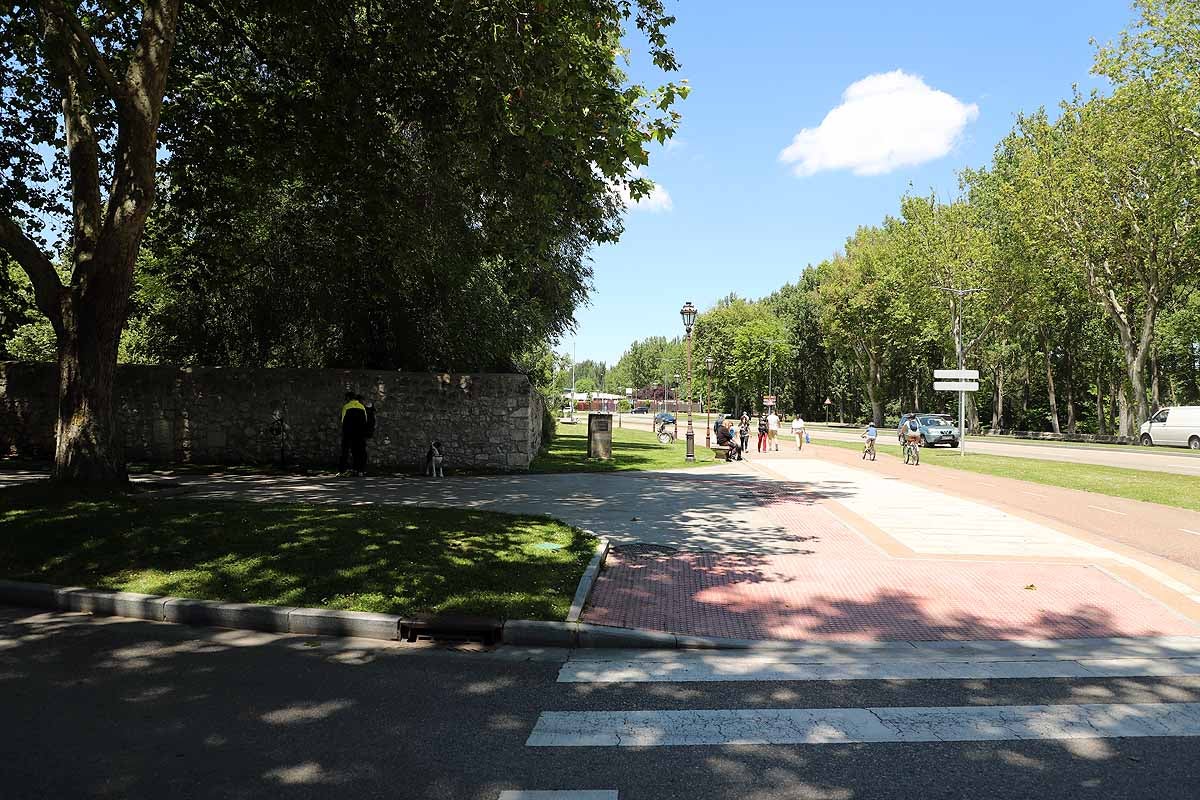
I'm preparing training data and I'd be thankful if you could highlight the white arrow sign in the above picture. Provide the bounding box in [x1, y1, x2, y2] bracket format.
[934, 369, 979, 380]
[934, 381, 979, 392]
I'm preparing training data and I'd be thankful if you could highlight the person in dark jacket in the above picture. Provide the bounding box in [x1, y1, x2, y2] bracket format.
[715, 419, 741, 461]
[339, 392, 368, 476]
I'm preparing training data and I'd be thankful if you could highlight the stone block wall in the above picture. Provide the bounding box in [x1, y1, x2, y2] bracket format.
[0, 363, 547, 471]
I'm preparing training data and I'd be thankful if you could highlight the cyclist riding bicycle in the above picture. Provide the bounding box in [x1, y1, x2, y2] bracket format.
[902, 413, 922, 446]
[861, 421, 878, 459]
[862, 422, 878, 445]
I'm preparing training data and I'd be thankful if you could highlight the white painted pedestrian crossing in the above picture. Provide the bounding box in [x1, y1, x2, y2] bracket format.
[498, 792, 617, 799]
[558, 655, 1200, 683]
[558, 636, 1200, 683]
[526, 702, 1200, 747]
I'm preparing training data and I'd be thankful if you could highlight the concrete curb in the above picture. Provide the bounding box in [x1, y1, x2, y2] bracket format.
[0, 580, 401, 641]
[2, 578, 837, 650]
[565, 536, 609, 623]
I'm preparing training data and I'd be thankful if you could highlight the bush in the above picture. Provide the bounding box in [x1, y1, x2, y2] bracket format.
[539, 392, 557, 453]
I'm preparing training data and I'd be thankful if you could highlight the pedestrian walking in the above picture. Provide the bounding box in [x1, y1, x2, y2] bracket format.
[757, 412, 769, 452]
[767, 408, 781, 451]
[339, 391, 369, 476]
[739, 412, 751, 455]
[791, 414, 806, 451]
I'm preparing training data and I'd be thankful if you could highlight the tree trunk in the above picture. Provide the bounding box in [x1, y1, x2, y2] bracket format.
[1095, 365, 1107, 436]
[993, 363, 1005, 432]
[1041, 330, 1061, 434]
[1118, 384, 1132, 439]
[1019, 368, 1029, 430]
[967, 392, 979, 434]
[1064, 348, 1077, 434]
[864, 350, 884, 427]
[1150, 341, 1162, 412]
[54, 298, 126, 483]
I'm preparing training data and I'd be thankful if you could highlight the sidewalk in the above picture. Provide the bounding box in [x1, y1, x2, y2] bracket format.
[582, 451, 1200, 642]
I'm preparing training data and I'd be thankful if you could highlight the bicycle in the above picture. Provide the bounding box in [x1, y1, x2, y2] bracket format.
[656, 421, 676, 444]
[902, 437, 921, 466]
[861, 437, 876, 461]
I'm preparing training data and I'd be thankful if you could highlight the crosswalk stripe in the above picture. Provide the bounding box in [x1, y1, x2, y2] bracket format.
[526, 703, 1200, 747]
[558, 656, 1200, 683]
[498, 793, 617, 799]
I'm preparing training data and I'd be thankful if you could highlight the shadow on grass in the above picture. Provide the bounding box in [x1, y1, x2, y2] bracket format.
[0, 483, 594, 620]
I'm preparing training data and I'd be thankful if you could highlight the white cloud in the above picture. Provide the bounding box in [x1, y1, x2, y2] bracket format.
[779, 70, 978, 177]
[616, 169, 673, 213]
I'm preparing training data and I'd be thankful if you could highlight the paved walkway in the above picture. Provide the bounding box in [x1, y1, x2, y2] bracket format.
[7, 453, 1200, 644]
[116, 466, 836, 555]
[583, 466, 1200, 641]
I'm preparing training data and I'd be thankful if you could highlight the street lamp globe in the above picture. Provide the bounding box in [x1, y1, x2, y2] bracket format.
[680, 301, 697, 334]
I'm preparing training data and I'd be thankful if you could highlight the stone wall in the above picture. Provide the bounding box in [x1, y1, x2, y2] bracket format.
[0, 363, 547, 471]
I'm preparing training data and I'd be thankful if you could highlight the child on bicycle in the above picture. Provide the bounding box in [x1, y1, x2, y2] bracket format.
[861, 421, 878, 457]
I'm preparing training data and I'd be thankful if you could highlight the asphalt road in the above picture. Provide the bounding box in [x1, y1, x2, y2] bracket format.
[804, 424, 1200, 476]
[586, 412, 1200, 475]
[4, 608, 1199, 800]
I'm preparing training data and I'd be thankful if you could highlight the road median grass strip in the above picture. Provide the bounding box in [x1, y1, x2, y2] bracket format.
[531, 424, 715, 473]
[0, 484, 595, 620]
[811, 436, 1200, 513]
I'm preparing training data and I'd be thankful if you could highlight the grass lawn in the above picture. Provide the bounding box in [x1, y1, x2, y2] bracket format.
[811, 436, 1200, 512]
[0, 483, 595, 620]
[531, 423, 717, 473]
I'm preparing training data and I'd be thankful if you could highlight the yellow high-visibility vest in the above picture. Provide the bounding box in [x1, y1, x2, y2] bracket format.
[340, 400, 365, 422]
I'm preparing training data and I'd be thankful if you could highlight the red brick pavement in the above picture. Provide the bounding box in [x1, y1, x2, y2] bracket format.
[583, 491, 1200, 642]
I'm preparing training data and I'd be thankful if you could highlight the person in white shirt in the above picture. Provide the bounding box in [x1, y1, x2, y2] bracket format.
[791, 415, 806, 451]
[767, 410, 781, 451]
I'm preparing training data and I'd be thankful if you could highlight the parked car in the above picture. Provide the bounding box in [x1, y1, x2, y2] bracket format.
[1140, 406, 1200, 449]
[631, 406, 651, 414]
[654, 411, 677, 426]
[897, 414, 959, 447]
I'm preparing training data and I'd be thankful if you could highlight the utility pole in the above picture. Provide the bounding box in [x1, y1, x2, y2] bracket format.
[936, 287, 983, 457]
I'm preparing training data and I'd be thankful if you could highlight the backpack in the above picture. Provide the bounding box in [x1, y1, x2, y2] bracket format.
[906, 418, 920, 432]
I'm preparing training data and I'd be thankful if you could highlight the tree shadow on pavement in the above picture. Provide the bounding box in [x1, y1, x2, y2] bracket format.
[2, 608, 1199, 800]
[134, 469, 855, 555]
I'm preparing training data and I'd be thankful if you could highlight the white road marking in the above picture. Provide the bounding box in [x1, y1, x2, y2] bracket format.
[526, 703, 1200, 747]
[1181, 529, 1200, 537]
[558, 656, 1200, 684]
[1087, 505, 1128, 516]
[1021, 491, 1049, 499]
[499, 793, 617, 799]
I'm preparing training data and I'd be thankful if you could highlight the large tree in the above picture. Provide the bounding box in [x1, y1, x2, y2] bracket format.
[1, 1, 686, 483]
[1, 1, 182, 483]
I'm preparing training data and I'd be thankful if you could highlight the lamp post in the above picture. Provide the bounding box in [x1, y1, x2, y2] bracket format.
[704, 355, 714, 447]
[823, 396, 832, 425]
[680, 301, 698, 461]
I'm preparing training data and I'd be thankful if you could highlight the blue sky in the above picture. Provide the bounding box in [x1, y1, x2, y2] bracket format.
[572, 0, 1134, 365]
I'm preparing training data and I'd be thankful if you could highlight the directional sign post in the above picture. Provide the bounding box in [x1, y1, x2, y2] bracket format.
[934, 369, 980, 457]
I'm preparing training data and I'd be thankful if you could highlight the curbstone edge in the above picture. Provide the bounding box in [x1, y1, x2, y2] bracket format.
[55, 588, 168, 621]
[287, 607, 400, 640]
[566, 536, 610, 624]
[164, 599, 295, 633]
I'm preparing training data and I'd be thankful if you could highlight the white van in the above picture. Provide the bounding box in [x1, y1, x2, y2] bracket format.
[1140, 406, 1200, 449]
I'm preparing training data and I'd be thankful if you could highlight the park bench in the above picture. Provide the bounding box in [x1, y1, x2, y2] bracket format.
[709, 444, 732, 461]
[400, 613, 503, 646]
